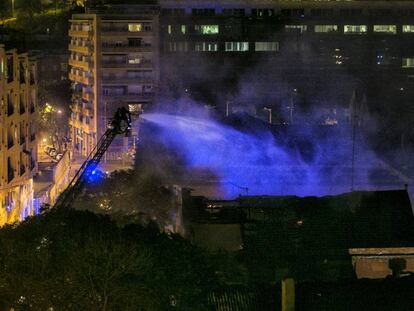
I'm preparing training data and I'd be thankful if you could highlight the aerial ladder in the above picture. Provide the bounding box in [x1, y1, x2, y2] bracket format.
[49, 107, 133, 210]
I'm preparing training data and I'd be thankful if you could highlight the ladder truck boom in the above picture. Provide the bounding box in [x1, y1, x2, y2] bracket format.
[52, 107, 132, 210]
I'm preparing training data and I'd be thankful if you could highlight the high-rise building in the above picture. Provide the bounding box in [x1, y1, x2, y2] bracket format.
[0, 45, 38, 226]
[157, 0, 414, 119]
[68, 4, 160, 157]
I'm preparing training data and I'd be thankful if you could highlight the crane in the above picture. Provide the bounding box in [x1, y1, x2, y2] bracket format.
[47, 107, 132, 210]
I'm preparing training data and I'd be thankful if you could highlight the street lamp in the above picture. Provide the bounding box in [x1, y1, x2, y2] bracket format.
[289, 88, 297, 124]
[11, 0, 14, 17]
[226, 101, 231, 117]
[264, 107, 272, 124]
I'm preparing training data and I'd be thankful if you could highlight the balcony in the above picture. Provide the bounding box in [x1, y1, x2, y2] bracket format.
[70, 102, 82, 113]
[101, 44, 152, 53]
[82, 92, 94, 101]
[101, 61, 153, 69]
[69, 43, 92, 54]
[69, 58, 92, 70]
[101, 77, 153, 85]
[69, 72, 93, 85]
[83, 104, 93, 117]
[101, 28, 153, 36]
[102, 92, 154, 101]
[69, 29, 92, 38]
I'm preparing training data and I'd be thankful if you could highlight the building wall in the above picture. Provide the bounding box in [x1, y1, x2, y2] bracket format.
[157, 0, 414, 116]
[68, 5, 160, 157]
[0, 45, 38, 226]
[350, 248, 414, 279]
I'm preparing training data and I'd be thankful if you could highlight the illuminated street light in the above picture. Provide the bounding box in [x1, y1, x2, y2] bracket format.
[264, 107, 272, 124]
[57, 110, 62, 114]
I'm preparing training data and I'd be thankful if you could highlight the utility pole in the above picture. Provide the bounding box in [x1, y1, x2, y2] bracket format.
[11, 0, 14, 17]
[226, 101, 230, 117]
[290, 88, 297, 124]
[264, 107, 272, 124]
[350, 90, 358, 192]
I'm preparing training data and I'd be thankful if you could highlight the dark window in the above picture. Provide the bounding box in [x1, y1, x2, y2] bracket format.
[192, 8, 215, 16]
[252, 9, 274, 18]
[7, 57, 13, 83]
[19, 94, 25, 115]
[222, 9, 245, 16]
[7, 130, 14, 149]
[128, 38, 142, 47]
[19, 62, 25, 84]
[7, 157, 14, 182]
[7, 93, 14, 116]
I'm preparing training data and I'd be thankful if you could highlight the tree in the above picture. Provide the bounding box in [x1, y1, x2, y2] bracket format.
[0, 208, 217, 310]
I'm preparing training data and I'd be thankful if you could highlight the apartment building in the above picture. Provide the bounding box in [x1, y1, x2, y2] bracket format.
[68, 4, 160, 157]
[158, 0, 414, 117]
[0, 45, 38, 226]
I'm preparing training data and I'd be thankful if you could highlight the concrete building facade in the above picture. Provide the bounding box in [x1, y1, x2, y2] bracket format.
[0, 45, 38, 226]
[68, 5, 160, 157]
[157, 0, 414, 119]
[68, 0, 414, 153]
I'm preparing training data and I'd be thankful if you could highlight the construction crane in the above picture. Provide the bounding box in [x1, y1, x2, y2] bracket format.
[48, 107, 132, 210]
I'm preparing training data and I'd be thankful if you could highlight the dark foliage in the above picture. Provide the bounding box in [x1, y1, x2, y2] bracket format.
[0, 208, 217, 310]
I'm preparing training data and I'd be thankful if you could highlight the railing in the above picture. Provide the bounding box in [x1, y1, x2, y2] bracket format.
[101, 27, 152, 33]
[101, 43, 152, 51]
[101, 61, 152, 68]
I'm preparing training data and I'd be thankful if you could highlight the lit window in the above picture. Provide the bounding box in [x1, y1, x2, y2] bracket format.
[167, 25, 172, 34]
[402, 58, 414, 68]
[128, 24, 142, 32]
[403, 25, 414, 33]
[181, 25, 187, 34]
[225, 42, 249, 52]
[255, 42, 279, 51]
[195, 42, 218, 52]
[373, 25, 397, 34]
[285, 25, 307, 33]
[344, 25, 367, 34]
[195, 25, 219, 34]
[314, 25, 338, 33]
[128, 58, 141, 64]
